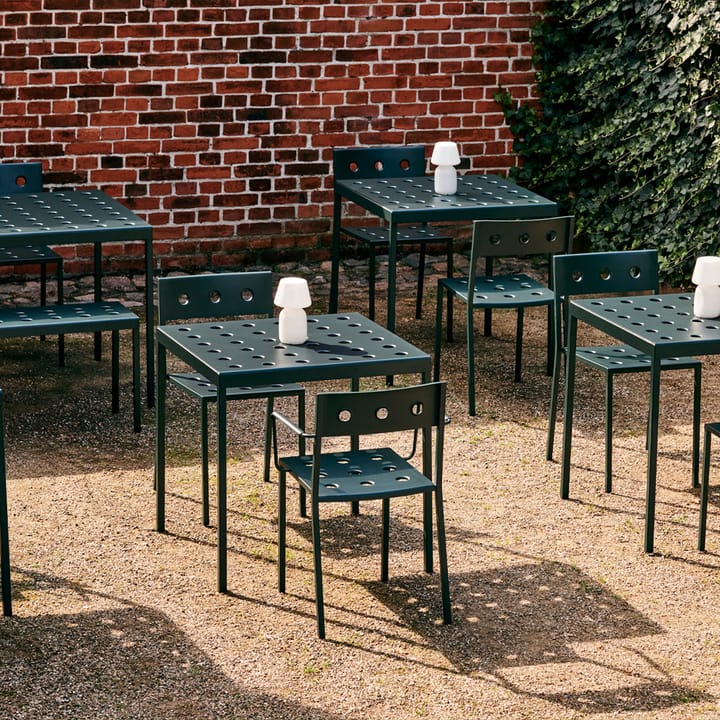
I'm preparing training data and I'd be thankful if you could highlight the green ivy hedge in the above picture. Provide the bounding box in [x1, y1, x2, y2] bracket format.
[496, 0, 720, 287]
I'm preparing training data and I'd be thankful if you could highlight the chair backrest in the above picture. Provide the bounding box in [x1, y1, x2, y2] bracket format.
[553, 249, 659, 299]
[552, 249, 660, 349]
[468, 216, 575, 284]
[313, 381, 446, 481]
[157, 271, 275, 324]
[0, 162, 43, 195]
[333, 145, 427, 181]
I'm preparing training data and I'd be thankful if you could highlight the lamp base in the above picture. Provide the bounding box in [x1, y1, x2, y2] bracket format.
[433, 166, 457, 195]
[278, 307, 308, 344]
[693, 285, 720, 319]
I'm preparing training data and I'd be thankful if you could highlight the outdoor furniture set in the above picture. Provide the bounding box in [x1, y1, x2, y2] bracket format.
[1, 149, 717, 636]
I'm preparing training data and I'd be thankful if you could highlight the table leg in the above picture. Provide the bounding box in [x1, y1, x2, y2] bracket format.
[329, 194, 342, 313]
[217, 388, 228, 593]
[560, 314, 578, 499]
[644, 359, 662, 553]
[155, 344, 167, 532]
[145, 236, 155, 407]
[0, 395, 12, 616]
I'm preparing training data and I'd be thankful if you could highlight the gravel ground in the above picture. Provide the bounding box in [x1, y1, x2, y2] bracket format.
[1, 255, 719, 720]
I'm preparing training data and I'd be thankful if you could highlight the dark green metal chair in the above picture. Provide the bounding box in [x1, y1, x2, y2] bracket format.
[698, 422, 720, 551]
[273, 381, 451, 639]
[434, 216, 574, 414]
[157, 272, 305, 527]
[0, 389, 12, 616]
[546, 249, 702, 492]
[333, 146, 453, 320]
[0, 162, 65, 362]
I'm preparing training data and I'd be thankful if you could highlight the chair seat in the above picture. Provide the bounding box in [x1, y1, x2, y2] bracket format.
[0, 245, 62, 264]
[343, 224, 452, 246]
[441, 274, 554, 308]
[280, 447, 435, 503]
[576, 345, 702, 373]
[168, 373, 303, 401]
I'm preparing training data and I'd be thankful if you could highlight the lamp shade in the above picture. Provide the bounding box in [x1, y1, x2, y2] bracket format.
[274, 277, 311, 308]
[430, 141, 460, 166]
[692, 256, 720, 285]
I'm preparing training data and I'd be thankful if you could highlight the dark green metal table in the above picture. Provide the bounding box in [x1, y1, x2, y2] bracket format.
[330, 174, 559, 331]
[0, 190, 155, 405]
[561, 293, 710, 553]
[155, 312, 432, 592]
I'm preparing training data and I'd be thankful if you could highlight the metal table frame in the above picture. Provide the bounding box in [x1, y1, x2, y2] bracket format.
[0, 190, 155, 405]
[561, 293, 709, 553]
[155, 312, 432, 592]
[330, 174, 558, 331]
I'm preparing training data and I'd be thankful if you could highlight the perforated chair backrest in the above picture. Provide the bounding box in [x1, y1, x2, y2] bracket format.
[553, 249, 660, 299]
[468, 216, 574, 284]
[333, 145, 427, 181]
[0, 162, 43, 195]
[314, 382, 446, 438]
[157, 271, 275, 324]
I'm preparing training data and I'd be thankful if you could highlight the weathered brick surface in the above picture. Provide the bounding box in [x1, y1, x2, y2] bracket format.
[0, 0, 545, 275]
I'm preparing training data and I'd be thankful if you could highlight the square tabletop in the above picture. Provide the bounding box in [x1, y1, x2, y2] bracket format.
[0, 189, 152, 245]
[157, 312, 432, 387]
[570, 292, 720, 357]
[334, 173, 559, 224]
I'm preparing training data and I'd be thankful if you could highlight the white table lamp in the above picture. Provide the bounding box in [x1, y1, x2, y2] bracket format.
[430, 141, 461, 195]
[274, 277, 312, 344]
[692, 256, 720, 318]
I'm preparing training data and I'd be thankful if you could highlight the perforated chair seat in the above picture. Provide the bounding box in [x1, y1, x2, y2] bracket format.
[169, 373, 303, 402]
[343, 224, 450, 246]
[576, 345, 701, 372]
[279, 447, 435, 503]
[0, 245, 63, 266]
[441, 274, 555, 309]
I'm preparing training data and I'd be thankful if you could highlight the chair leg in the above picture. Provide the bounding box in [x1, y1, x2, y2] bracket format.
[699, 424, 713, 551]
[605, 374, 614, 493]
[278, 468, 287, 592]
[415, 245, 426, 319]
[0, 398, 11, 617]
[381, 498, 390, 582]
[111, 330, 120, 414]
[368, 246, 377, 321]
[546, 303, 553, 377]
[467, 305, 476, 416]
[445, 240, 453, 334]
[692, 365, 702, 488]
[297, 393, 307, 518]
[423, 492, 433, 573]
[39, 264, 47, 341]
[311, 500, 326, 639]
[546, 348, 563, 461]
[514, 307, 525, 383]
[434, 488, 452, 625]
[433, 282, 445, 383]
[201, 401, 210, 527]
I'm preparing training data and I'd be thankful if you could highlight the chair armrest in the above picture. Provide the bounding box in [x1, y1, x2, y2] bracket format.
[271, 410, 314, 470]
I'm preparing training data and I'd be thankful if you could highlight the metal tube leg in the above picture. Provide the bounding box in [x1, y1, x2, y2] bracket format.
[644, 361, 662, 553]
[560, 315, 578, 499]
[217, 389, 228, 592]
[699, 424, 713, 551]
[155, 345, 167, 531]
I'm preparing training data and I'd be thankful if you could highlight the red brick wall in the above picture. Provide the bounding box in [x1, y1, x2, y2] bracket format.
[0, 0, 545, 275]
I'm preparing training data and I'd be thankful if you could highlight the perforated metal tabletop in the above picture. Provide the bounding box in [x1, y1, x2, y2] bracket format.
[330, 174, 558, 330]
[0, 190, 155, 404]
[155, 312, 432, 592]
[562, 293, 717, 553]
